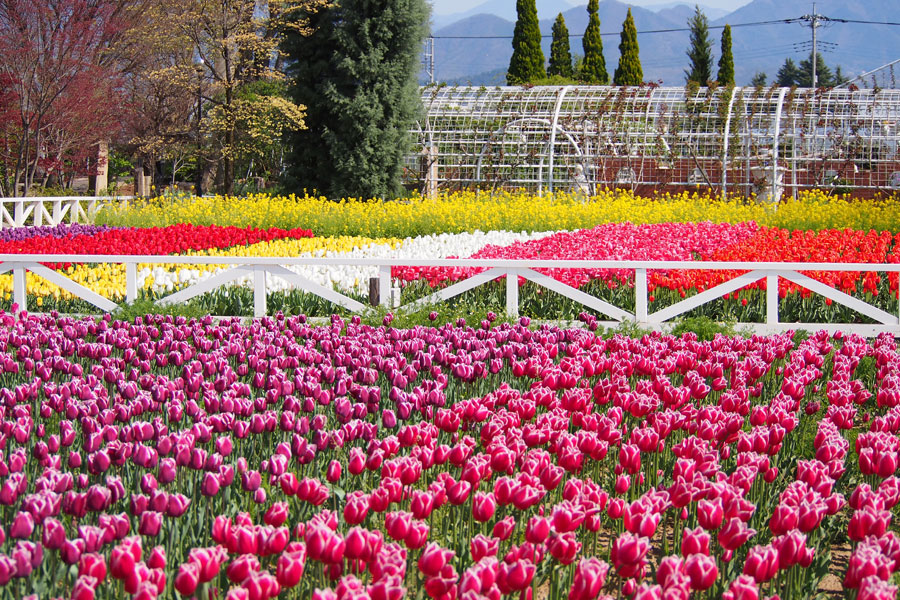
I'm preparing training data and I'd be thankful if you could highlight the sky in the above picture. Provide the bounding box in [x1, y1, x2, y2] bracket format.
[430, 0, 753, 17]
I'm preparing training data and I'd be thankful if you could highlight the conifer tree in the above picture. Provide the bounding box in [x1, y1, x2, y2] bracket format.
[684, 5, 713, 85]
[281, 0, 429, 199]
[776, 58, 800, 87]
[548, 12, 573, 78]
[798, 52, 834, 87]
[581, 0, 607, 84]
[507, 0, 546, 84]
[717, 24, 734, 86]
[613, 8, 642, 86]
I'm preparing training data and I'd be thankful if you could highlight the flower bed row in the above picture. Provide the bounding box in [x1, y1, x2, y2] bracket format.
[0, 310, 897, 600]
[395, 223, 900, 313]
[94, 190, 900, 237]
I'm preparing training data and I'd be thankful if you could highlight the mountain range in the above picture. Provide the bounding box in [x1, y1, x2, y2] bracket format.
[426, 0, 900, 86]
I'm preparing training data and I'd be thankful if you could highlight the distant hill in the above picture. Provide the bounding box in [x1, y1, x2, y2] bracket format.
[426, 0, 900, 86]
[432, 0, 575, 30]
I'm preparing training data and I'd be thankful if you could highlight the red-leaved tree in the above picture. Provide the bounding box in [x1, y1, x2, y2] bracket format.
[0, 0, 132, 196]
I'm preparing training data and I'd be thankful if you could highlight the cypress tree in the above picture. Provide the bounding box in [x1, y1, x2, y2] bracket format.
[548, 13, 573, 78]
[684, 5, 713, 85]
[613, 8, 642, 86]
[507, 0, 546, 84]
[581, 0, 607, 84]
[281, 0, 429, 199]
[717, 24, 734, 86]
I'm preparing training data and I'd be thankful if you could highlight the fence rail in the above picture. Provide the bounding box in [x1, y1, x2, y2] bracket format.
[1, 254, 899, 335]
[0, 196, 134, 228]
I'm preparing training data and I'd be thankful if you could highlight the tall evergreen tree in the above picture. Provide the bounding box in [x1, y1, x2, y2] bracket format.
[581, 0, 607, 84]
[776, 58, 800, 87]
[684, 5, 713, 85]
[798, 52, 834, 87]
[717, 24, 734, 86]
[281, 0, 429, 199]
[548, 13, 573, 78]
[613, 8, 642, 85]
[507, 0, 545, 84]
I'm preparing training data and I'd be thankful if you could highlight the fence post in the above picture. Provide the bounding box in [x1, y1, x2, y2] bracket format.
[378, 265, 391, 308]
[254, 267, 267, 317]
[506, 269, 519, 318]
[635, 268, 648, 323]
[12, 265, 26, 311]
[766, 273, 779, 329]
[126, 262, 138, 304]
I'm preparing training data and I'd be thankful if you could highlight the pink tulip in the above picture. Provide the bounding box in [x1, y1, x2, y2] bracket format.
[491, 516, 516, 541]
[685, 553, 718, 591]
[742, 544, 779, 583]
[418, 543, 454, 578]
[9, 511, 34, 539]
[472, 492, 496, 522]
[568, 557, 609, 600]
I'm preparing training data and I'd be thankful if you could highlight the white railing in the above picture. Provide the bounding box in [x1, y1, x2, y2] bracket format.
[1, 255, 899, 335]
[0, 196, 134, 228]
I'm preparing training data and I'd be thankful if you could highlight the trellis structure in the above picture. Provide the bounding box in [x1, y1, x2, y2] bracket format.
[407, 85, 900, 200]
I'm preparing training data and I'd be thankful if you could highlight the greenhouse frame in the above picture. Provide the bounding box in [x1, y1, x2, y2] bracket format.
[405, 85, 900, 201]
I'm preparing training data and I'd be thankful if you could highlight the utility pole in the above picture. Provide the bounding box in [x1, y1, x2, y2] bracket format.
[799, 3, 824, 87]
[423, 36, 435, 84]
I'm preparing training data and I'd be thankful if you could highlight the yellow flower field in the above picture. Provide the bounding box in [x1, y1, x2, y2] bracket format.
[0, 236, 401, 302]
[95, 189, 900, 237]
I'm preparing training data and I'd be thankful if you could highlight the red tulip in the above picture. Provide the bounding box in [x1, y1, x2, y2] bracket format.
[492, 516, 516, 541]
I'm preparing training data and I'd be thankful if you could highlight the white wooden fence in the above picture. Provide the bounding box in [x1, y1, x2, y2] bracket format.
[1, 254, 899, 335]
[0, 196, 134, 228]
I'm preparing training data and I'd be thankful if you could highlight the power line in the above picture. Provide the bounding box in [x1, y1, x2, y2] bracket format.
[823, 18, 900, 26]
[432, 17, 800, 39]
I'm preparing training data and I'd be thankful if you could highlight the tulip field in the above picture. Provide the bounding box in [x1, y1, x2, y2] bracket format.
[0, 189, 899, 600]
[0, 310, 899, 600]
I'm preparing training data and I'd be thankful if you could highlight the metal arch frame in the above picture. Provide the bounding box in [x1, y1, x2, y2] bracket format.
[720, 87, 742, 199]
[413, 86, 900, 195]
[472, 117, 587, 194]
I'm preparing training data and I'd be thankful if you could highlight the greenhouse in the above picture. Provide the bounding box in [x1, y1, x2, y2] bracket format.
[406, 85, 900, 201]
